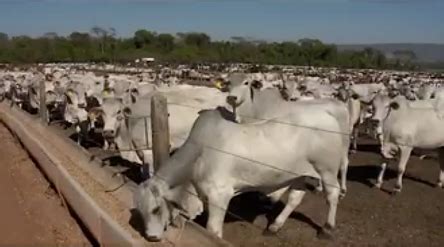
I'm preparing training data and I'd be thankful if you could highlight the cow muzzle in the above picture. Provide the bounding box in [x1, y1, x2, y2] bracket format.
[146, 236, 162, 242]
[226, 96, 238, 106]
[102, 129, 115, 138]
[369, 119, 380, 128]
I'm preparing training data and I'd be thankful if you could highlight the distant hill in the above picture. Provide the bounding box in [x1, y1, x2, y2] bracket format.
[337, 43, 444, 63]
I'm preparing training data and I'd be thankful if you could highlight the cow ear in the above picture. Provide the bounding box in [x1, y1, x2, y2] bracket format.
[89, 107, 104, 117]
[279, 87, 290, 101]
[131, 88, 139, 95]
[165, 199, 186, 213]
[130, 88, 139, 104]
[251, 80, 263, 89]
[390, 102, 400, 110]
[221, 81, 232, 92]
[351, 93, 359, 100]
[123, 107, 132, 117]
[64, 92, 73, 104]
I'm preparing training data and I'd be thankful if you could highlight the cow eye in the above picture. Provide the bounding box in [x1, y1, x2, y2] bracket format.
[152, 207, 161, 215]
[116, 111, 124, 121]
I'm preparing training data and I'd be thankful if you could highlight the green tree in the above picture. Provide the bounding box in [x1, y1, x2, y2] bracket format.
[183, 33, 211, 47]
[133, 29, 156, 49]
[156, 33, 175, 52]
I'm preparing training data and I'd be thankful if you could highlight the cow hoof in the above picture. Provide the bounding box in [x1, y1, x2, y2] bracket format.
[317, 228, 334, 240]
[436, 182, 443, 189]
[313, 183, 323, 193]
[349, 149, 357, 154]
[391, 187, 401, 195]
[266, 224, 281, 234]
[263, 228, 278, 236]
[373, 182, 383, 189]
[339, 191, 346, 200]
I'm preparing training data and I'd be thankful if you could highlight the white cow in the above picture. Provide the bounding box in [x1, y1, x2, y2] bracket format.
[226, 80, 350, 196]
[349, 83, 386, 104]
[64, 82, 90, 145]
[373, 96, 444, 192]
[135, 108, 343, 240]
[93, 87, 226, 173]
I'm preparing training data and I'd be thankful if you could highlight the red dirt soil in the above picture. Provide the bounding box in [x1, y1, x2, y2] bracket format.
[0, 124, 91, 246]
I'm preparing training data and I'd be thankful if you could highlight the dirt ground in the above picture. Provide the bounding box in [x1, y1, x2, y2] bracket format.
[0, 124, 92, 246]
[218, 139, 444, 247]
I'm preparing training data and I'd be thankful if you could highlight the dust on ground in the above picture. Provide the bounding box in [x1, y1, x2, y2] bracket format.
[0, 123, 92, 246]
[218, 139, 444, 247]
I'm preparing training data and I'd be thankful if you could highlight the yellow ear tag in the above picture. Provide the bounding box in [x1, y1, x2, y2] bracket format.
[214, 80, 223, 89]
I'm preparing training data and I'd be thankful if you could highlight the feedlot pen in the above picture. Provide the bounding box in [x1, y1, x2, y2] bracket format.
[1, 100, 443, 247]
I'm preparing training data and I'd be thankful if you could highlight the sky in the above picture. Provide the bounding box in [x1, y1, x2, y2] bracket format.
[0, 0, 443, 44]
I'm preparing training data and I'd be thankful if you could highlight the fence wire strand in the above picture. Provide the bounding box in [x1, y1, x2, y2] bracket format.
[5, 93, 439, 246]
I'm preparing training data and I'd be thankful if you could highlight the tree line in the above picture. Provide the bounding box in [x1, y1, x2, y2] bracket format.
[0, 27, 418, 70]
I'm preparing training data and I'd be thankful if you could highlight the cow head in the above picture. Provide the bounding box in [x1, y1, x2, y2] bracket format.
[87, 80, 105, 98]
[335, 87, 350, 102]
[66, 82, 88, 108]
[95, 97, 130, 139]
[370, 94, 393, 129]
[64, 88, 89, 125]
[134, 179, 184, 242]
[226, 79, 262, 108]
[124, 86, 140, 104]
[45, 90, 58, 105]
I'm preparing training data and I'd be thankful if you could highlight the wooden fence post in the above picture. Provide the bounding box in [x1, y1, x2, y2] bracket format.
[39, 79, 48, 123]
[151, 94, 170, 173]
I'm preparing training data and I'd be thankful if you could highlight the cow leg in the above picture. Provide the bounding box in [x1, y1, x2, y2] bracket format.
[267, 189, 306, 233]
[206, 187, 233, 238]
[376, 125, 384, 146]
[103, 140, 109, 150]
[339, 155, 349, 198]
[45, 109, 50, 124]
[318, 173, 340, 240]
[375, 162, 387, 189]
[90, 120, 96, 130]
[351, 127, 358, 153]
[267, 186, 288, 204]
[439, 168, 444, 189]
[315, 180, 323, 193]
[75, 125, 81, 145]
[437, 148, 444, 188]
[394, 146, 413, 193]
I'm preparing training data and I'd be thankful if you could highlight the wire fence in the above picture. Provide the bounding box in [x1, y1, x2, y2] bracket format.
[4, 92, 440, 246]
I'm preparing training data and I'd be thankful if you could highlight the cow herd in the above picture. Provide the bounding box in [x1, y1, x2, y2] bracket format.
[1, 65, 444, 242]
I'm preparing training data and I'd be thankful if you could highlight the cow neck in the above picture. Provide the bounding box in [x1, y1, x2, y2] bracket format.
[155, 141, 202, 189]
[248, 88, 288, 121]
[115, 117, 133, 150]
